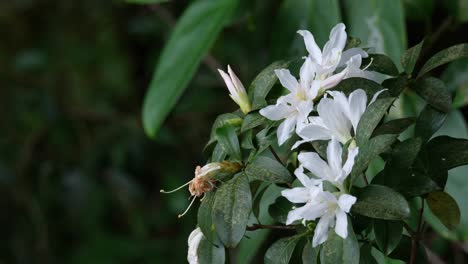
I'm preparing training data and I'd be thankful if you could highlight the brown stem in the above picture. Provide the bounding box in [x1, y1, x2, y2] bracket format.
[246, 224, 296, 231]
[410, 198, 425, 264]
[361, 174, 369, 185]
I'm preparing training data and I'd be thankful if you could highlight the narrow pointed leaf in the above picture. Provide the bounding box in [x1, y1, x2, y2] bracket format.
[372, 117, 415, 137]
[362, 54, 399, 76]
[373, 219, 403, 255]
[245, 156, 292, 184]
[216, 125, 242, 161]
[426, 136, 468, 170]
[264, 234, 303, 264]
[417, 43, 468, 78]
[356, 97, 395, 145]
[250, 61, 290, 110]
[414, 104, 447, 142]
[401, 39, 424, 75]
[413, 77, 452, 113]
[320, 225, 359, 264]
[302, 241, 318, 264]
[142, 0, 237, 137]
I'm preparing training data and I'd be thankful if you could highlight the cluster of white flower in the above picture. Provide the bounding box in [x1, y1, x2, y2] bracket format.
[187, 23, 386, 261]
[257, 23, 384, 247]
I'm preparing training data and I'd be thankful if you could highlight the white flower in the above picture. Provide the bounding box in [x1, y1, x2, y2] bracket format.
[260, 57, 320, 145]
[281, 174, 357, 247]
[293, 88, 386, 148]
[187, 227, 204, 264]
[298, 23, 368, 91]
[218, 65, 252, 114]
[298, 137, 359, 191]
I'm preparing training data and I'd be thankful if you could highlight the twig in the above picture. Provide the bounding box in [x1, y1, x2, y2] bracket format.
[410, 197, 425, 264]
[246, 224, 296, 231]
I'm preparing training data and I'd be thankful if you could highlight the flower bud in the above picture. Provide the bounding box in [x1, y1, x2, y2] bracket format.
[218, 65, 252, 114]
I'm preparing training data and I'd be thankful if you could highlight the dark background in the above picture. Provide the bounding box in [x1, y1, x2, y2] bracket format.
[1, 0, 467, 263]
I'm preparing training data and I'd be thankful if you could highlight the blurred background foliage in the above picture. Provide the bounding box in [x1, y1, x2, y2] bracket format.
[0, 0, 467, 263]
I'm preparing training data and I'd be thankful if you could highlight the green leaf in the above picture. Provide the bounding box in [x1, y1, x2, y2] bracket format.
[264, 234, 303, 264]
[302, 241, 318, 264]
[241, 112, 267, 133]
[212, 173, 252, 247]
[359, 244, 377, 264]
[426, 136, 468, 170]
[372, 117, 415, 137]
[352, 134, 398, 181]
[412, 77, 452, 113]
[142, 0, 237, 137]
[426, 191, 461, 230]
[417, 43, 468, 78]
[414, 104, 447, 142]
[125, 0, 168, 4]
[211, 142, 227, 162]
[252, 182, 270, 220]
[216, 125, 242, 161]
[241, 130, 255, 150]
[344, 0, 407, 65]
[401, 39, 424, 75]
[444, 0, 468, 22]
[388, 235, 428, 263]
[362, 54, 399, 76]
[245, 156, 292, 184]
[206, 113, 242, 148]
[332, 77, 383, 98]
[356, 98, 395, 145]
[197, 236, 225, 264]
[320, 224, 359, 264]
[373, 219, 402, 255]
[249, 60, 290, 110]
[390, 138, 422, 169]
[198, 192, 217, 242]
[352, 185, 410, 220]
[382, 75, 409, 97]
[268, 196, 291, 224]
[271, 0, 341, 58]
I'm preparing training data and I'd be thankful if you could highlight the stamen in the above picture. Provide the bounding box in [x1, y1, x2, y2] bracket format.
[178, 196, 197, 218]
[363, 57, 374, 71]
[160, 179, 193, 194]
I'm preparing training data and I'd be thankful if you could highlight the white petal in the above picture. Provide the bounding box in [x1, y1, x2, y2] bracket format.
[297, 124, 332, 142]
[317, 98, 352, 144]
[277, 115, 297, 145]
[187, 228, 204, 264]
[338, 194, 357, 213]
[294, 166, 321, 188]
[334, 209, 348, 239]
[259, 104, 292, 121]
[301, 202, 328, 221]
[218, 69, 236, 96]
[227, 65, 246, 93]
[342, 146, 359, 176]
[281, 187, 310, 204]
[348, 89, 368, 131]
[369, 89, 388, 105]
[312, 214, 333, 247]
[308, 79, 321, 99]
[285, 204, 313, 225]
[297, 30, 322, 63]
[321, 70, 347, 90]
[299, 57, 317, 89]
[322, 23, 347, 58]
[275, 69, 299, 93]
[298, 152, 333, 182]
[326, 137, 343, 176]
[339, 48, 368, 67]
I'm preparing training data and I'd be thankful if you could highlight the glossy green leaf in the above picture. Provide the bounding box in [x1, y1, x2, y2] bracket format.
[413, 77, 452, 113]
[401, 39, 424, 75]
[382, 75, 409, 97]
[249, 60, 290, 110]
[362, 54, 399, 76]
[302, 241, 318, 264]
[352, 134, 398, 181]
[268, 196, 291, 224]
[352, 185, 410, 220]
[388, 235, 428, 263]
[320, 224, 359, 264]
[271, 0, 341, 58]
[390, 138, 422, 169]
[211, 142, 227, 162]
[142, 0, 237, 137]
[414, 104, 447, 142]
[356, 98, 395, 145]
[417, 43, 468, 78]
[359, 244, 377, 264]
[332, 77, 384, 98]
[245, 156, 292, 184]
[206, 113, 242, 148]
[252, 182, 270, 219]
[197, 236, 225, 264]
[264, 234, 303, 264]
[344, 0, 407, 65]
[373, 219, 402, 255]
[372, 117, 415, 137]
[241, 112, 267, 133]
[216, 125, 241, 161]
[441, 58, 468, 108]
[427, 191, 461, 230]
[212, 173, 252, 247]
[198, 192, 217, 242]
[426, 136, 468, 170]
